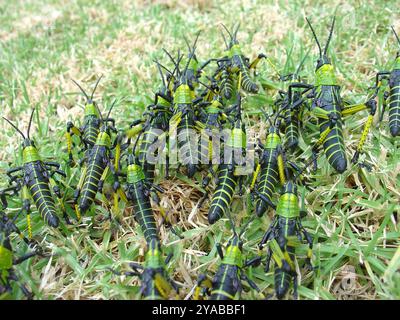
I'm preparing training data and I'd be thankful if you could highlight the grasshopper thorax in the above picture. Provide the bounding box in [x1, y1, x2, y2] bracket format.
[95, 131, 111, 147]
[22, 140, 41, 164]
[306, 17, 337, 85]
[127, 163, 146, 184]
[265, 131, 281, 149]
[276, 181, 300, 219]
[84, 103, 100, 118]
[144, 239, 165, 269]
[315, 62, 337, 86]
[223, 236, 243, 267]
[226, 127, 246, 149]
[174, 84, 192, 105]
[230, 44, 242, 57]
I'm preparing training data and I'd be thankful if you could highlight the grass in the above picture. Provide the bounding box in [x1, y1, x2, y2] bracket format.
[0, 0, 399, 300]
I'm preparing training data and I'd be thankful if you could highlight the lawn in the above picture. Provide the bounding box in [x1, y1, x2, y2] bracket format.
[0, 0, 399, 300]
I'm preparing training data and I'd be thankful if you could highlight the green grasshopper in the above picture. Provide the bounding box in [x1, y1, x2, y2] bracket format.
[3, 109, 68, 237]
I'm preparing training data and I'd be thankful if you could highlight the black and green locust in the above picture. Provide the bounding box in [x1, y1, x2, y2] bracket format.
[288, 17, 377, 172]
[259, 176, 313, 300]
[109, 238, 178, 300]
[0, 189, 43, 299]
[371, 26, 400, 137]
[205, 92, 247, 224]
[3, 109, 69, 237]
[112, 150, 164, 243]
[168, 48, 202, 178]
[217, 23, 266, 99]
[66, 76, 115, 165]
[250, 109, 289, 218]
[275, 50, 311, 152]
[195, 92, 243, 172]
[73, 100, 124, 218]
[194, 215, 261, 300]
[127, 60, 175, 181]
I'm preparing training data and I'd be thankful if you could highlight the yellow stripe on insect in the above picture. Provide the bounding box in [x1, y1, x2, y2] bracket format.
[307, 248, 313, 260]
[357, 114, 373, 152]
[341, 103, 367, 117]
[66, 132, 72, 154]
[126, 123, 143, 139]
[283, 251, 296, 270]
[100, 166, 109, 182]
[269, 239, 285, 267]
[193, 287, 202, 300]
[27, 214, 32, 239]
[317, 126, 333, 146]
[71, 126, 81, 136]
[210, 290, 235, 300]
[117, 188, 128, 203]
[154, 273, 173, 299]
[311, 107, 331, 120]
[112, 193, 119, 217]
[74, 204, 81, 221]
[277, 154, 285, 185]
[159, 206, 172, 225]
[169, 112, 182, 132]
[272, 251, 283, 268]
[114, 143, 121, 172]
[251, 164, 261, 190]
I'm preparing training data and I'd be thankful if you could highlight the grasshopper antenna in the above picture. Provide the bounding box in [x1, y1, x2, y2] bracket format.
[27, 107, 36, 140]
[106, 99, 117, 121]
[233, 22, 240, 41]
[192, 31, 201, 55]
[155, 60, 167, 89]
[90, 75, 103, 101]
[324, 16, 336, 55]
[220, 29, 229, 50]
[306, 17, 322, 58]
[162, 48, 178, 69]
[391, 25, 400, 47]
[155, 57, 174, 76]
[183, 35, 191, 53]
[71, 79, 90, 101]
[198, 80, 217, 93]
[3, 117, 26, 139]
[220, 23, 233, 43]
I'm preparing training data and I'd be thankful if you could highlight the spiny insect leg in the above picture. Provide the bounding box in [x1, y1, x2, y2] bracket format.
[350, 99, 377, 164]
